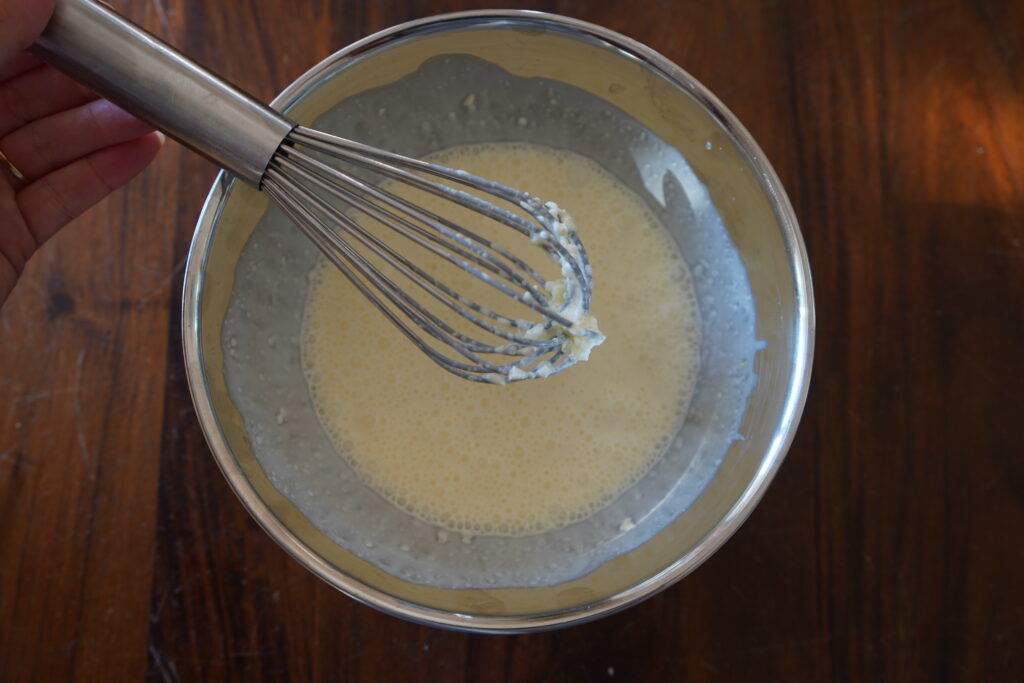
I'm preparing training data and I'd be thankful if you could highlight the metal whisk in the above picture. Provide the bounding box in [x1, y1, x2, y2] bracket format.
[32, 0, 600, 383]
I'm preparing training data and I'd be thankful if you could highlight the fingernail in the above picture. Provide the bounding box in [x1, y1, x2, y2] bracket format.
[155, 131, 167, 146]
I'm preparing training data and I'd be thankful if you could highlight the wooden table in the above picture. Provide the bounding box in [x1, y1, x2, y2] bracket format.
[2, 0, 1021, 680]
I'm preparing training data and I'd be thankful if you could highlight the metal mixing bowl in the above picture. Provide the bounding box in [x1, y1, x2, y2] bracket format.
[182, 11, 813, 632]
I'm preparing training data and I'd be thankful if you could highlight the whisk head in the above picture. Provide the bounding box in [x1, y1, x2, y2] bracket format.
[260, 126, 603, 384]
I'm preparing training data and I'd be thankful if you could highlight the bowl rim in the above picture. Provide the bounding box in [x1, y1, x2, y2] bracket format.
[182, 9, 815, 633]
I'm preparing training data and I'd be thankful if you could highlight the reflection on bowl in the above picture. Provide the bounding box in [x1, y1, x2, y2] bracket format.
[183, 11, 813, 632]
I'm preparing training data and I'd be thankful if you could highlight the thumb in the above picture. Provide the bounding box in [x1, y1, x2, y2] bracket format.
[0, 0, 55, 66]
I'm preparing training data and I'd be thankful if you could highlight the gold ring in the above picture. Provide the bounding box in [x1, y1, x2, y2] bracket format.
[0, 148, 25, 181]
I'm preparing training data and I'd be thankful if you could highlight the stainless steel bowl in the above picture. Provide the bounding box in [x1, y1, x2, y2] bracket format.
[182, 10, 813, 632]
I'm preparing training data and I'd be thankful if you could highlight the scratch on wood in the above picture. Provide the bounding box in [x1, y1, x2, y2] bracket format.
[23, 277, 45, 300]
[149, 588, 169, 624]
[247, 600, 269, 643]
[700, 658, 721, 674]
[149, 641, 181, 683]
[8, 383, 113, 404]
[73, 349, 92, 463]
[141, 257, 188, 303]
[149, 0, 176, 42]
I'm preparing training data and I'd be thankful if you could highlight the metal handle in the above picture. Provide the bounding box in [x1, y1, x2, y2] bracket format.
[30, 0, 295, 186]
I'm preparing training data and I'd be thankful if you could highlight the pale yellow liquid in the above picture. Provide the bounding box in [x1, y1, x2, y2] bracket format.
[301, 143, 700, 536]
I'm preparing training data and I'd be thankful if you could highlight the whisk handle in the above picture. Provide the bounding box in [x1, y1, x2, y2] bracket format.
[30, 0, 295, 186]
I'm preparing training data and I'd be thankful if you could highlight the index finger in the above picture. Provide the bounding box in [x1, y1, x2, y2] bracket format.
[0, 53, 41, 83]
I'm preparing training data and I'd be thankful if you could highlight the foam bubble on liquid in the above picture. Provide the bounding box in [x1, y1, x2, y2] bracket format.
[300, 143, 701, 536]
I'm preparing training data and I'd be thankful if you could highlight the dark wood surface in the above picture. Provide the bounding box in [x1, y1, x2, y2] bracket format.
[2, 0, 1022, 680]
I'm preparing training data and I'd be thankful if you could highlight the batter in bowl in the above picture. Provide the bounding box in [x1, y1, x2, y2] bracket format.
[301, 143, 700, 536]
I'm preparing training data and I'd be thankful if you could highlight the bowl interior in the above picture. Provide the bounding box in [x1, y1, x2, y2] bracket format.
[185, 14, 811, 630]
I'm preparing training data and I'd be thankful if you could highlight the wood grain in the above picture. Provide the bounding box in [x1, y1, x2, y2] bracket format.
[2, 0, 1022, 680]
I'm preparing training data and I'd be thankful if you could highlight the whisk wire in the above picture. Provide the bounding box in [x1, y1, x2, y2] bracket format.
[266, 168, 560, 351]
[267, 178, 550, 380]
[288, 128, 593, 308]
[281, 143, 557, 302]
[274, 151, 557, 319]
[263, 126, 596, 382]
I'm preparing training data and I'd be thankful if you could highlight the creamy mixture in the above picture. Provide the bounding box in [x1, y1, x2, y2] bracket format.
[301, 143, 700, 536]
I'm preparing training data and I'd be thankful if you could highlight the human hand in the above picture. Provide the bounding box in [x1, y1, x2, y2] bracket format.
[0, 0, 163, 306]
